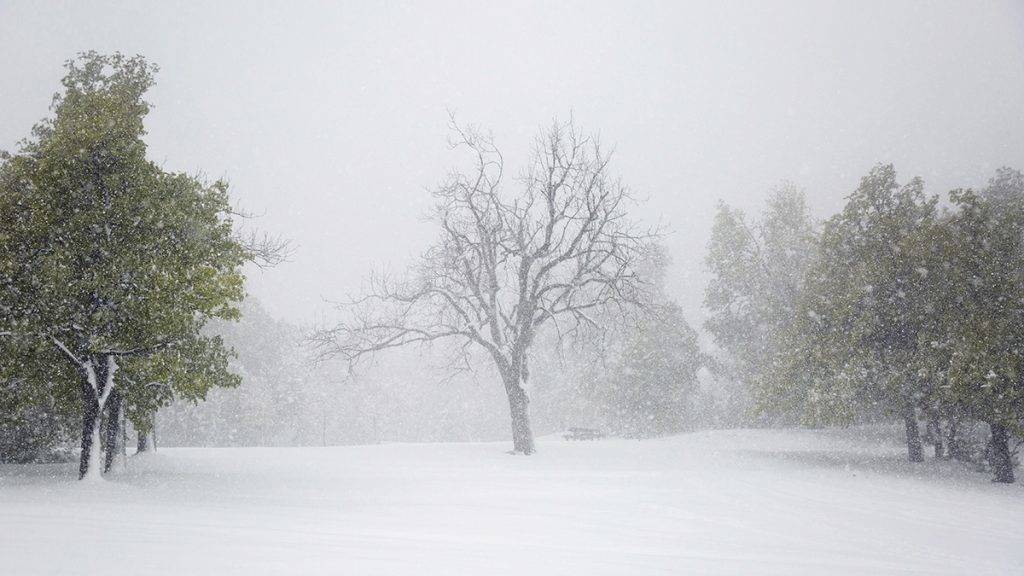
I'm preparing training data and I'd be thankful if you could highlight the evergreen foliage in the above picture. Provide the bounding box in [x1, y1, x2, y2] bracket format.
[0, 52, 248, 477]
[728, 165, 1024, 481]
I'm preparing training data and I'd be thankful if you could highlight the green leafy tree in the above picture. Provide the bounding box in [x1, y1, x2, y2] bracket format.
[980, 166, 1024, 210]
[0, 52, 248, 478]
[157, 299, 323, 448]
[704, 184, 816, 424]
[791, 165, 942, 461]
[0, 338, 79, 462]
[597, 302, 703, 438]
[941, 187, 1024, 482]
[119, 333, 239, 456]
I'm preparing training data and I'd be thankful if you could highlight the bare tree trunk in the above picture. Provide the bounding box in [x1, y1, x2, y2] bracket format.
[504, 375, 535, 455]
[121, 404, 128, 458]
[989, 422, 1015, 483]
[136, 411, 156, 453]
[103, 389, 123, 473]
[137, 431, 151, 453]
[79, 386, 101, 480]
[78, 356, 114, 480]
[118, 400, 127, 466]
[902, 402, 923, 463]
[928, 412, 944, 459]
[946, 419, 961, 461]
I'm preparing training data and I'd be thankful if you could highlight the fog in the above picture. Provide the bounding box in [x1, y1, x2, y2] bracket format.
[5, 3, 1024, 573]
[4, 0, 1022, 326]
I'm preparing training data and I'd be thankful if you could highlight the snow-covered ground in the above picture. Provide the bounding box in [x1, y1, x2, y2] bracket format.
[1, 427, 1021, 575]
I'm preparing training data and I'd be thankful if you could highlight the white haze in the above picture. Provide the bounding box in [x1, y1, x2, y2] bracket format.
[2, 0, 1022, 327]
[5, 4, 1024, 574]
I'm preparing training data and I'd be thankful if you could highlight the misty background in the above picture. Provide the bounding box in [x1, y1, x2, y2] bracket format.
[3, 0, 1023, 445]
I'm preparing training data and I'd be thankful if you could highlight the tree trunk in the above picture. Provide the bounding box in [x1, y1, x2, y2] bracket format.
[928, 413, 944, 459]
[989, 422, 1015, 484]
[120, 402, 128, 462]
[504, 380, 535, 455]
[77, 354, 117, 480]
[137, 431, 152, 453]
[79, 388, 102, 480]
[946, 420, 961, 461]
[902, 403, 923, 463]
[103, 389, 124, 473]
[136, 411, 156, 453]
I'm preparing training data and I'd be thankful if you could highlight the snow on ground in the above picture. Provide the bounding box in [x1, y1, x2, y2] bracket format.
[1, 427, 1022, 575]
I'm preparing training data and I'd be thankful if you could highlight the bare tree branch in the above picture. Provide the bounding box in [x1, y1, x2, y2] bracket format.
[311, 117, 655, 452]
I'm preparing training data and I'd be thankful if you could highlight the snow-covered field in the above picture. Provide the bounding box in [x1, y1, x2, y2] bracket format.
[1, 427, 1022, 575]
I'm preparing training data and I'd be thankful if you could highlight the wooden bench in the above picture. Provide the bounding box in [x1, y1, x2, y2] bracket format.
[563, 427, 605, 441]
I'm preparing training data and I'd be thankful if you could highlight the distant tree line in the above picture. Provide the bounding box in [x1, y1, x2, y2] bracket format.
[705, 166, 1024, 483]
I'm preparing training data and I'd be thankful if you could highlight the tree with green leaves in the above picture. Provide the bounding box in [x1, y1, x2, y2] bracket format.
[941, 185, 1024, 482]
[704, 184, 817, 424]
[980, 166, 1024, 210]
[0, 337, 79, 463]
[596, 301, 703, 438]
[790, 165, 942, 461]
[0, 52, 251, 479]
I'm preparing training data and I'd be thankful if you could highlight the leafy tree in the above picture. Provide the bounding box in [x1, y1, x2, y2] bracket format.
[941, 187, 1024, 482]
[596, 302, 703, 438]
[0, 52, 248, 478]
[0, 338, 78, 463]
[120, 333, 239, 455]
[704, 184, 816, 424]
[789, 165, 941, 461]
[158, 299, 326, 448]
[980, 166, 1024, 209]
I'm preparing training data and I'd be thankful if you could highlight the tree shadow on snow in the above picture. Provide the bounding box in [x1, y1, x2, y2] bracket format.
[734, 446, 1000, 489]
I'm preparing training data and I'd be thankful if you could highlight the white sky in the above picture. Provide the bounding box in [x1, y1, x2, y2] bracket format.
[2, 0, 1023, 327]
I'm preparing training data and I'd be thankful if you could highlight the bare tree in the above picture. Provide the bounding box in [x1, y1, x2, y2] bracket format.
[229, 206, 295, 269]
[313, 118, 652, 454]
